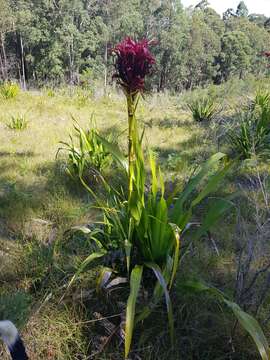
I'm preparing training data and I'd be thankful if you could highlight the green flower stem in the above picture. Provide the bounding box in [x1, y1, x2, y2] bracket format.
[126, 92, 138, 200]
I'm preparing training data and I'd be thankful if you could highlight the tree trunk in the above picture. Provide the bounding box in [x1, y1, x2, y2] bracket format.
[0, 51, 5, 80]
[0, 33, 7, 80]
[20, 35, 26, 90]
[69, 35, 74, 84]
[104, 42, 108, 95]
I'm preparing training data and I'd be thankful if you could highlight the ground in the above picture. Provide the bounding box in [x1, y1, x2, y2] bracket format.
[0, 78, 270, 359]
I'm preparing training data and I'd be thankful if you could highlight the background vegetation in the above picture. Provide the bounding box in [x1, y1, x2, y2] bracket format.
[0, 0, 269, 90]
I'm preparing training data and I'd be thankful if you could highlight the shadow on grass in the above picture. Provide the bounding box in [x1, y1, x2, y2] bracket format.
[0, 156, 95, 235]
[154, 131, 215, 168]
[0, 150, 36, 158]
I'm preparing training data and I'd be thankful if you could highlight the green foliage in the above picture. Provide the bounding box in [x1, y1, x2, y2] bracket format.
[7, 114, 28, 130]
[1, 0, 270, 89]
[57, 119, 112, 181]
[125, 265, 143, 358]
[236, 1, 249, 17]
[0, 82, 19, 99]
[46, 88, 55, 97]
[188, 97, 219, 122]
[229, 91, 270, 158]
[71, 146, 232, 357]
[219, 30, 252, 81]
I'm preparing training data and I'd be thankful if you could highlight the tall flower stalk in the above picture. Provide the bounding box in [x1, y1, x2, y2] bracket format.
[112, 37, 155, 204]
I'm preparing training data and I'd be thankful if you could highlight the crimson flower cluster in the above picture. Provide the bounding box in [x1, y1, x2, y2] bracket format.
[112, 37, 155, 93]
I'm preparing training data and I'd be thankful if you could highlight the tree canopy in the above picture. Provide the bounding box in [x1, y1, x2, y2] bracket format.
[0, 0, 269, 90]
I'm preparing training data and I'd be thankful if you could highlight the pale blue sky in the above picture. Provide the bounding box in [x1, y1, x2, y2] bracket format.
[181, 0, 270, 16]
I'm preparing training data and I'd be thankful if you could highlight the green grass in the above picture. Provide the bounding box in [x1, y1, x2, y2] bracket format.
[0, 80, 270, 359]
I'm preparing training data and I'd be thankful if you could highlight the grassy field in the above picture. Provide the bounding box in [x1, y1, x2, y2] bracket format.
[0, 78, 270, 359]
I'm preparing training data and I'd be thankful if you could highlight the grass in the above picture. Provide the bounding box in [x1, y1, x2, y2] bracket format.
[0, 79, 270, 359]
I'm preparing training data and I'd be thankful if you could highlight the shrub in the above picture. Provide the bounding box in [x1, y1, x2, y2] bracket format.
[57, 119, 112, 181]
[188, 97, 219, 122]
[7, 115, 28, 130]
[0, 82, 20, 99]
[229, 91, 270, 159]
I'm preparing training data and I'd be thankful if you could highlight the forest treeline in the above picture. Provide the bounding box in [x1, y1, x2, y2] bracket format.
[0, 0, 270, 91]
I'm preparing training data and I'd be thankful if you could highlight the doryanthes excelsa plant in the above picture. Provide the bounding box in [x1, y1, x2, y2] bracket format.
[68, 37, 270, 360]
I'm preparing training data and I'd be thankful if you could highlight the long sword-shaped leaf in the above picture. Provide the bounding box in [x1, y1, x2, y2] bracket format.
[172, 152, 227, 221]
[125, 265, 143, 359]
[179, 280, 270, 360]
[96, 133, 128, 172]
[225, 300, 270, 360]
[169, 224, 181, 290]
[145, 262, 174, 345]
[68, 251, 106, 289]
[193, 198, 233, 241]
[135, 258, 173, 326]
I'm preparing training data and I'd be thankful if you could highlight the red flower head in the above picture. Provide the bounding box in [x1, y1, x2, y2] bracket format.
[264, 51, 270, 58]
[112, 37, 155, 93]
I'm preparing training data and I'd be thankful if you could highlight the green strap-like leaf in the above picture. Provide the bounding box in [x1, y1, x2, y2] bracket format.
[179, 279, 270, 360]
[169, 224, 181, 290]
[145, 262, 174, 345]
[68, 251, 106, 289]
[193, 198, 233, 241]
[225, 300, 270, 360]
[96, 133, 128, 172]
[172, 153, 226, 217]
[125, 265, 143, 359]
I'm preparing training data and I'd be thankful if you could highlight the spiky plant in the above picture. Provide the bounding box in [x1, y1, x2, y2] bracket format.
[188, 97, 219, 122]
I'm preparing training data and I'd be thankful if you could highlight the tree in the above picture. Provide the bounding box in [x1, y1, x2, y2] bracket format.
[236, 1, 248, 17]
[184, 10, 221, 88]
[0, 0, 14, 80]
[0, 0, 269, 89]
[195, 0, 209, 11]
[223, 8, 236, 21]
[148, 0, 189, 91]
[248, 13, 268, 28]
[219, 30, 252, 81]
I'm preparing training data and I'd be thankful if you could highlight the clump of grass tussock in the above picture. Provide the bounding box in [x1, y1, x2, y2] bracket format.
[6, 114, 28, 130]
[0, 82, 20, 99]
[187, 97, 220, 122]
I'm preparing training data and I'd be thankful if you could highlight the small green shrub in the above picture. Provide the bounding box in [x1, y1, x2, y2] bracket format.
[7, 115, 28, 130]
[57, 119, 112, 181]
[188, 97, 219, 122]
[0, 82, 20, 99]
[229, 91, 270, 159]
[46, 88, 55, 97]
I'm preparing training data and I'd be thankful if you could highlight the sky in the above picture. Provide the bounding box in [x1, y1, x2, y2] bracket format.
[181, 0, 270, 17]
